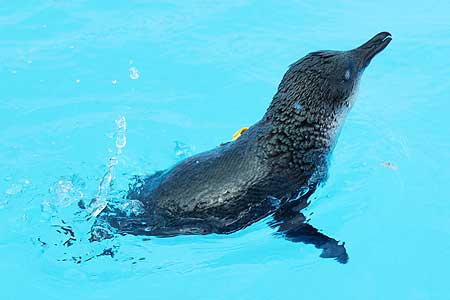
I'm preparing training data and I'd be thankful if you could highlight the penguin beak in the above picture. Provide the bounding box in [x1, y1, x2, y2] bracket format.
[356, 32, 392, 68]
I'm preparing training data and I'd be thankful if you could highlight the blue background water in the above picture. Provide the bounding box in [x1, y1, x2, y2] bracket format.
[1, 1, 449, 299]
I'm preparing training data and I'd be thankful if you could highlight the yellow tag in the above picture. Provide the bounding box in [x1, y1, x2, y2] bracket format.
[232, 127, 249, 141]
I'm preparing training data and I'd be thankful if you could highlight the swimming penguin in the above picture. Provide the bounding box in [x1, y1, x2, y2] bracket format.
[91, 32, 392, 263]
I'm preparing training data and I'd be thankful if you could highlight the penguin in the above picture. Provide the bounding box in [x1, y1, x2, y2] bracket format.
[90, 32, 392, 263]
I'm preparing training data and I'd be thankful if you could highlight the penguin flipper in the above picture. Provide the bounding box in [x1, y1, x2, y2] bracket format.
[269, 189, 349, 264]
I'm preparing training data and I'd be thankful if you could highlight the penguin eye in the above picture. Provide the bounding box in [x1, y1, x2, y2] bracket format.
[344, 69, 351, 81]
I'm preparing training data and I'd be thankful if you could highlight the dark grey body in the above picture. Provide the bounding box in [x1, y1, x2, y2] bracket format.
[105, 118, 325, 236]
[91, 32, 392, 263]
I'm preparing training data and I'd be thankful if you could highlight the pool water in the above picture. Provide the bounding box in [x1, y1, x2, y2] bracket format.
[1, 1, 450, 299]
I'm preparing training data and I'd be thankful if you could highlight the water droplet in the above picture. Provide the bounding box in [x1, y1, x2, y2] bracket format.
[345, 69, 351, 80]
[174, 141, 193, 160]
[129, 67, 140, 80]
[115, 116, 127, 154]
[115, 134, 126, 152]
[115, 116, 126, 130]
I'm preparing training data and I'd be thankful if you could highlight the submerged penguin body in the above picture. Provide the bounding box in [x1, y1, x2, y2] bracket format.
[103, 124, 302, 236]
[93, 32, 392, 263]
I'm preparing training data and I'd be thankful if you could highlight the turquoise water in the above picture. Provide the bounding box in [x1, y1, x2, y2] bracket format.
[1, 1, 450, 299]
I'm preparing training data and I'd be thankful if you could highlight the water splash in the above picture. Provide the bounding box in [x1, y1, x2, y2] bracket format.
[88, 116, 127, 217]
[39, 174, 86, 226]
[49, 176, 85, 208]
[120, 199, 145, 217]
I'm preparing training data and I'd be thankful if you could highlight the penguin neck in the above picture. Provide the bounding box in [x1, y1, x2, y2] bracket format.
[258, 95, 349, 184]
[265, 95, 345, 145]
[261, 80, 360, 153]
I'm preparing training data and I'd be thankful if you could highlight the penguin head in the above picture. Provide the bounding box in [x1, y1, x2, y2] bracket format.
[273, 32, 392, 118]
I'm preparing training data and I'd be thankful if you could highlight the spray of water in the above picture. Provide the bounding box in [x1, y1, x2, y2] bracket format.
[88, 116, 127, 217]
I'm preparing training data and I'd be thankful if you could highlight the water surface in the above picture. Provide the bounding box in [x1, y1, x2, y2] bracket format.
[1, 1, 450, 299]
